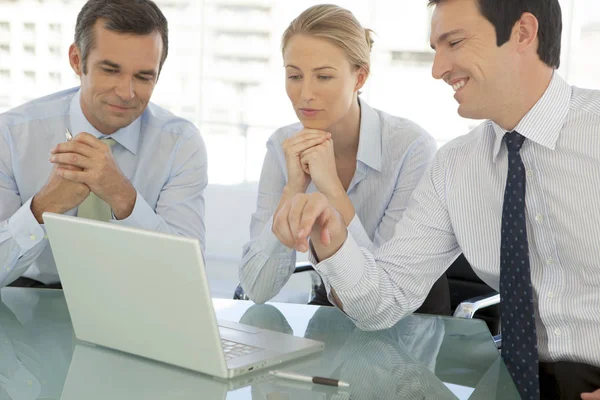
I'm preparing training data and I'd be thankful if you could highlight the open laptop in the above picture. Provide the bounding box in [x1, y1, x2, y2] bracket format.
[43, 212, 324, 379]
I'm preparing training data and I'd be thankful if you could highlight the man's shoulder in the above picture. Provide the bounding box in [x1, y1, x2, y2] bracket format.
[0, 88, 77, 126]
[570, 86, 600, 118]
[143, 102, 200, 138]
[437, 121, 491, 154]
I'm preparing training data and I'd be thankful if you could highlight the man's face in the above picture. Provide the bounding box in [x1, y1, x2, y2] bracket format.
[70, 20, 163, 134]
[430, 0, 519, 121]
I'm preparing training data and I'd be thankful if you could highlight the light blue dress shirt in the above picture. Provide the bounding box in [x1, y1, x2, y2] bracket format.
[0, 88, 208, 286]
[311, 73, 600, 367]
[239, 99, 437, 303]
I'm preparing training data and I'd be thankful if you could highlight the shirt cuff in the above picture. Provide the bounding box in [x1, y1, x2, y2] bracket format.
[347, 214, 374, 251]
[111, 191, 158, 231]
[311, 233, 365, 292]
[8, 198, 47, 252]
[257, 216, 293, 255]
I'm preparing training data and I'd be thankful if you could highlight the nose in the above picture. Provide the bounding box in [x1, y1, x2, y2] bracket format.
[431, 51, 451, 81]
[300, 79, 315, 103]
[115, 76, 135, 101]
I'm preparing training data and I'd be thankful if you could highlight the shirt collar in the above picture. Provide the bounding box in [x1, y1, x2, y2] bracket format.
[356, 98, 382, 172]
[68, 89, 141, 155]
[492, 71, 572, 162]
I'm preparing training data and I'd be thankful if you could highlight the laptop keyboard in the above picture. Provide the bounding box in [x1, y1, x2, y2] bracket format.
[221, 338, 263, 360]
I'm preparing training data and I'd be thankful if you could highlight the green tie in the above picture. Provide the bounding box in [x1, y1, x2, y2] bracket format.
[76, 138, 117, 222]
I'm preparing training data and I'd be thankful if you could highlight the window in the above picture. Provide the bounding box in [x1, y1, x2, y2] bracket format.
[49, 72, 61, 84]
[23, 44, 36, 55]
[568, 0, 600, 89]
[0, 0, 591, 185]
[0, 69, 10, 86]
[23, 22, 35, 33]
[49, 45, 61, 58]
[24, 71, 36, 84]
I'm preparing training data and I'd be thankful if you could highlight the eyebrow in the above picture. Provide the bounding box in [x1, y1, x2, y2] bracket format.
[96, 59, 157, 77]
[430, 29, 467, 50]
[285, 64, 337, 71]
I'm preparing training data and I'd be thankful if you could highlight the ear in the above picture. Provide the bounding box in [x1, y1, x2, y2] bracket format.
[354, 66, 368, 92]
[69, 43, 84, 76]
[514, 12, 539, 55]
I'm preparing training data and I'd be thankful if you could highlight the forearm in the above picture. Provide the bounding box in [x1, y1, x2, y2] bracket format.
[111, 191, 206, 250]
[108, 182, 136, 220]
[0, 200, 50, 287]
[327, 190, 355, 227]
[311, 236, 415, 330]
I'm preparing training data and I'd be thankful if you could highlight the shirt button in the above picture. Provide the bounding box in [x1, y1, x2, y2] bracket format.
[547, 292, 554, 299]
[30, 234, 37, 240]
[526, 170, 534, 178]
[546, 258, 554, 265]
[554, 328, 561, 336]
[535, 214, 544, 223]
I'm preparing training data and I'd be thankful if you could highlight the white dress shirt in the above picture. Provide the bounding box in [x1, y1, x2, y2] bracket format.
[311, 72, 600, 367]
[0, 88, 208, 286]
[239, 99, 437, 303]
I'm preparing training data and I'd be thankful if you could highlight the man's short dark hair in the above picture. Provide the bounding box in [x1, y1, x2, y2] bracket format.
[75, 0, 169, 75]
[428, 0, 562, 68]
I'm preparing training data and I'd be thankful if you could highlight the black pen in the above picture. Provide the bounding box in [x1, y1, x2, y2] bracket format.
[270, 370, 350, 388]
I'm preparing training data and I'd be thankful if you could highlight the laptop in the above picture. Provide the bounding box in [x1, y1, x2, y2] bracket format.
[43, 212, 324, 379]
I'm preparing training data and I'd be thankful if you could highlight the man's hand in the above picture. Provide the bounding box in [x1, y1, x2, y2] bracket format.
[272, 192, 347, 260]
[30, 164, 90, 224]
[582, 389, 600, 399]
[49, 132, 136, 219]
[281, 129, 330, 194]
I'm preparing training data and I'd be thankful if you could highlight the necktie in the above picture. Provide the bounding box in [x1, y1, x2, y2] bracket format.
[499, 131, 539, 399]
[76, 138, 116, 222]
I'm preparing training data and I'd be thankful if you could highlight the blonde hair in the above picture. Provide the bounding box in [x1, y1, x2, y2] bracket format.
[281, 4, 374, 75]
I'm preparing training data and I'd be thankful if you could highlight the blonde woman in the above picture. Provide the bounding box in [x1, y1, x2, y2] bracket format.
[239, 4, 450, 314]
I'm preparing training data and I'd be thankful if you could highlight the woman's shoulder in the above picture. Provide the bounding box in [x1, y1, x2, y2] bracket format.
[371, 108, 437, 154]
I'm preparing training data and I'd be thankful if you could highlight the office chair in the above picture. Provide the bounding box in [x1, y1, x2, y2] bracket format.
[449, 254, 501, 348]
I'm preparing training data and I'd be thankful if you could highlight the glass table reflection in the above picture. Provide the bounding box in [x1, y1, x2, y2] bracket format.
[0, 287, 519, 399]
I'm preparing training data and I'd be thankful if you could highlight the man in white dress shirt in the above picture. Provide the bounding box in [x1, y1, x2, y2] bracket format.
[270, 0, 600, 399]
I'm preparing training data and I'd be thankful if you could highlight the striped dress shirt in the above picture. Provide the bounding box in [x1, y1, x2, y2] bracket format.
[239, 99, 437, 303]
[312, 72, 600, 368]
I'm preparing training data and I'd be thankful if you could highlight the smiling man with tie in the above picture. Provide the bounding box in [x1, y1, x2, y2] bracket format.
[0, 0, 207, 289]
[270, 0, 600, 399]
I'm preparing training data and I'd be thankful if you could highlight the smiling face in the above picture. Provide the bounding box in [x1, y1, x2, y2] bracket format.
[430, 0, 520, 121]
[283, 34, 367, 130]
[69, 19, 162, 134]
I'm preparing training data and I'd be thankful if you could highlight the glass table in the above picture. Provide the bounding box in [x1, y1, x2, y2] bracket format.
[0, 287, 519, 399]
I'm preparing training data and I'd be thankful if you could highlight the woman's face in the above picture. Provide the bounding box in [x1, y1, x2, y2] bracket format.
[283, 34, 367, 130]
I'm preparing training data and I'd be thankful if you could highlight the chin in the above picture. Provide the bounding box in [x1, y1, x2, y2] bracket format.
[299, 118, 329, 130]
[457, 104, 485, 121]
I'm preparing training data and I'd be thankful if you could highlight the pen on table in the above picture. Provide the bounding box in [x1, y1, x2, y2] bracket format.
[65, 128, 73, 141]
[269, 370, 350, 389]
